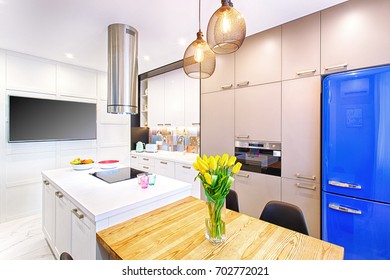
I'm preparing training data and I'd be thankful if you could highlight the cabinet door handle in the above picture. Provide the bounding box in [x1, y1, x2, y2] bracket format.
[237, 81, 250, 87]
[160, 161, 168, 165]
[328, 180, 362, 189]
[236, 135, 250, 139]
[324, 63, 348, 71]
[192, 122, 200, 125]
[295, 183, 316, 191]
[182, 165, 191, 169]
[55, 191, 64, 198]
[72, 208, 84, 219]
[43, 180, 49, 186]
[296, 69, 316, 76]
[157, 123, 164, 126]
[328, 203, 362, 215]
[221, 84, 233, 90]
[236, 174, 249, 178]
[164, 123, 172, 126]
[295, 173, 316, 181]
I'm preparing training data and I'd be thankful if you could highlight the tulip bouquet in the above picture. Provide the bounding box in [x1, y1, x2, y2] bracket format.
[193, 154, 242, 244]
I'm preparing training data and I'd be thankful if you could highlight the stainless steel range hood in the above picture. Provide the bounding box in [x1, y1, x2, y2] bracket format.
[107, 23, 138, 114]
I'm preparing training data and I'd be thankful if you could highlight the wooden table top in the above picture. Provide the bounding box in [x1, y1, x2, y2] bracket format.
[96, 196, 344, 260]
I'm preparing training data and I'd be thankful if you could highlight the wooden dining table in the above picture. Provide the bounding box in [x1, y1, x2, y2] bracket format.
[96, 196, 344, 260]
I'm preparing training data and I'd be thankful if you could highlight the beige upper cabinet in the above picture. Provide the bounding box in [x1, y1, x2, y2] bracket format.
[235, 82, 281, 142]
[235, 26, 282, 87]
[281, 76, 321, 183]
[282, 12, 320, 80]
[200, 90, 235, 156]
[321, 0, 390, 74]
[200, 53, 234, 94]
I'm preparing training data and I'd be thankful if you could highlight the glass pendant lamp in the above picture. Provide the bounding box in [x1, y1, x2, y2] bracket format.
[207, 0, 246, 54]
[183, 0, 216, 79]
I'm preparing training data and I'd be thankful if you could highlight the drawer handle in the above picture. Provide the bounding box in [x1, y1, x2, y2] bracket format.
[295, 183, 316, 191]
[324, 63, 348, 71]
[236, 135, 250, 139]
[295, 173, 316, 181]
[328, 180, 361, 189]
[296, 69, 316, 76]
[157, 124, 164, 126]
[165, 123, 172, 126]
[72, 208, 84, 219]
[55, 191, 64, 198]
[192, 122, 200, 125]
[221, 84, 233, 90]
[237, 81, 249, 87]
[236, 174, 249, 178]
[328, 203, 362, 215]
[160, 161, 168, 165]
[131, 156, 137, 159]
[143, 166, 149, 169]
[142, 158, 149, 161]
[43, 180, 49, 186]
[182, 165, 191, 169]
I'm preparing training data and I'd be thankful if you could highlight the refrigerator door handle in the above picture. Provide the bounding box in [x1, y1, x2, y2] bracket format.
[328, 203, 362, 215]
[328, 180, 362, 189]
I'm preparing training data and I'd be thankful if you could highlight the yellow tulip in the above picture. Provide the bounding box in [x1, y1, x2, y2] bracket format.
[193, 161, 200, 171]
[199, 166, 206, 175]
[209, 156, 217, 170]
[219, 154, 229, 167]
[232, 162, 242, 174]
[202, 154, 209, 163]
[227, 155, 236, 167]
[204, 173, 212, 185]
[214, 155, 220, 164]
[197, 156, 209, 170]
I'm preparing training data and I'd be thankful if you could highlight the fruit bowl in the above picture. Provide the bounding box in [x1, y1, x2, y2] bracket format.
[98, 160, 119, 169]
[70, 158, 94, 171]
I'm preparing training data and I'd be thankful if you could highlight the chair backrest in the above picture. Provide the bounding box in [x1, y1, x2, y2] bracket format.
[259, 200, 309, 235]
[60, 252, 74, 260]
[226, 190, 239, 212]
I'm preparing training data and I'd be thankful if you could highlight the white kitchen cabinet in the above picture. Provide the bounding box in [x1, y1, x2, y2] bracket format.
[282, 12, 320, 80]
[234, 171, 281, 219]
[130, 154, 140, 170]
[235, 26, 281, 87]
[164, 69, 185, 126]
[321, 0, 390, 74]
[235, 82, 281, 141]
[42, 179, 55, 248]
[147, 74, 165, 127]
[281, 76, 320, 183]
[138, 155, 155, 173]
[175, 162, 200, 198]
[281, 178, 320, 238]
[201, 53, 234, 94]
[155, 159, 175, 178]
[200, 89, 235, 156]
[70, 206, 95, 260]
[184, 75, 200, 126]
[54, 190, 71, 257]
[57, 64, 97, 99]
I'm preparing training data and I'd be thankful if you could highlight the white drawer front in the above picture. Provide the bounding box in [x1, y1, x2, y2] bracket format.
[155, 160, 175, 178]
[138, 156, 155, 167]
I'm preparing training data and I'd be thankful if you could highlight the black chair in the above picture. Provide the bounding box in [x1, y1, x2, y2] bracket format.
[259, 200, 309, 235]
[60, 252, 73, 260]
[226, 190, 239, 212]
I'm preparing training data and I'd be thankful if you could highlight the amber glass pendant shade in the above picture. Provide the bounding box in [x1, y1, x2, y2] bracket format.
[183, 31, 216, 79]
[207, 0, 246, 54]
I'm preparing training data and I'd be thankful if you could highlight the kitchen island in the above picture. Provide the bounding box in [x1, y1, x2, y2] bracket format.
[41, 166, 192, 260]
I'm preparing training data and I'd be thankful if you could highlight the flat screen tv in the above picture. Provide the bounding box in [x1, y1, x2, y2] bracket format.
[8, 95, 97, 142]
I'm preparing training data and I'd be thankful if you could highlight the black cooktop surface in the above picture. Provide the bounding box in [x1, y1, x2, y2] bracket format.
[91, 167, 144, 184]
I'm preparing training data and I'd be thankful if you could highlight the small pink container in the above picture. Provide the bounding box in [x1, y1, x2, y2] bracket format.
[140, 174, 149, 189]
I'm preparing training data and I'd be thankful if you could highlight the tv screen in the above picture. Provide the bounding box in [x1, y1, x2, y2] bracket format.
[9, 96, 97, 142]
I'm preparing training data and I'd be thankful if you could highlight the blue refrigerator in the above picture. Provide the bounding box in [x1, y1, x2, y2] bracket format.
[322, 65, 390, 260]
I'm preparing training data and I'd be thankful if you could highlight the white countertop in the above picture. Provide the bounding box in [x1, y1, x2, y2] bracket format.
[131, 150, 198, 165]
[42, 166, 192, 223]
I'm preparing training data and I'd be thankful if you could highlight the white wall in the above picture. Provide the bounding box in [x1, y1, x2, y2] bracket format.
[0, 49, 131, 223]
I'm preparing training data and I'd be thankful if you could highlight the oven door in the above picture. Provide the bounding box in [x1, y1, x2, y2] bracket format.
[235, 141, 281, 176]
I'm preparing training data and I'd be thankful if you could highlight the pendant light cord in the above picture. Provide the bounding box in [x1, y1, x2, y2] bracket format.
[198, 0, 201, 32]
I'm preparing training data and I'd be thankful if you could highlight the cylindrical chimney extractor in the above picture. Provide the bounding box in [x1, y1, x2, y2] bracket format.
[107, 23, 138, 114]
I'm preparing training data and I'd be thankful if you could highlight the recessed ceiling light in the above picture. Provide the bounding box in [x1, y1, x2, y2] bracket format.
[143, 55, 150, 61]
[65, 53, 74, 59]
[179, 38, 187, 46]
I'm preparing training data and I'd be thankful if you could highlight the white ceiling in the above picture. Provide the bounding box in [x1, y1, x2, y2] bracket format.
[0, 0, 348, 74]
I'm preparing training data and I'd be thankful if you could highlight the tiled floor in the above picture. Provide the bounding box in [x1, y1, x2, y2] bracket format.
[0, 214, 55, 260]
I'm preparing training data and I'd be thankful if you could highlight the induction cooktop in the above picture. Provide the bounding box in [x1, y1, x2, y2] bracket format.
[91, 167, 144, 184]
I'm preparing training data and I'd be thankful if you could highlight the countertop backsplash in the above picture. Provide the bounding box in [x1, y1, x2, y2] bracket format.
[149, 126, 199, 153]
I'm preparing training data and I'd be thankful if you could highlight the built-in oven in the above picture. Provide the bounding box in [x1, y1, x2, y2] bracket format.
[234, 140, 281, 176]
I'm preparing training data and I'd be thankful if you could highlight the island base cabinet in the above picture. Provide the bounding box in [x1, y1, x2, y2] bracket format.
[54, 192, 71, 258]
[71, 207, 95, 260]
[42, 180, 55, 249]
[234, 172, 281, 219]
[281, 178, 320, 238]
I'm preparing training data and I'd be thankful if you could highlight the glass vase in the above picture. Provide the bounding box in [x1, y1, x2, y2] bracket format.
[205, 196, 226, 245]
